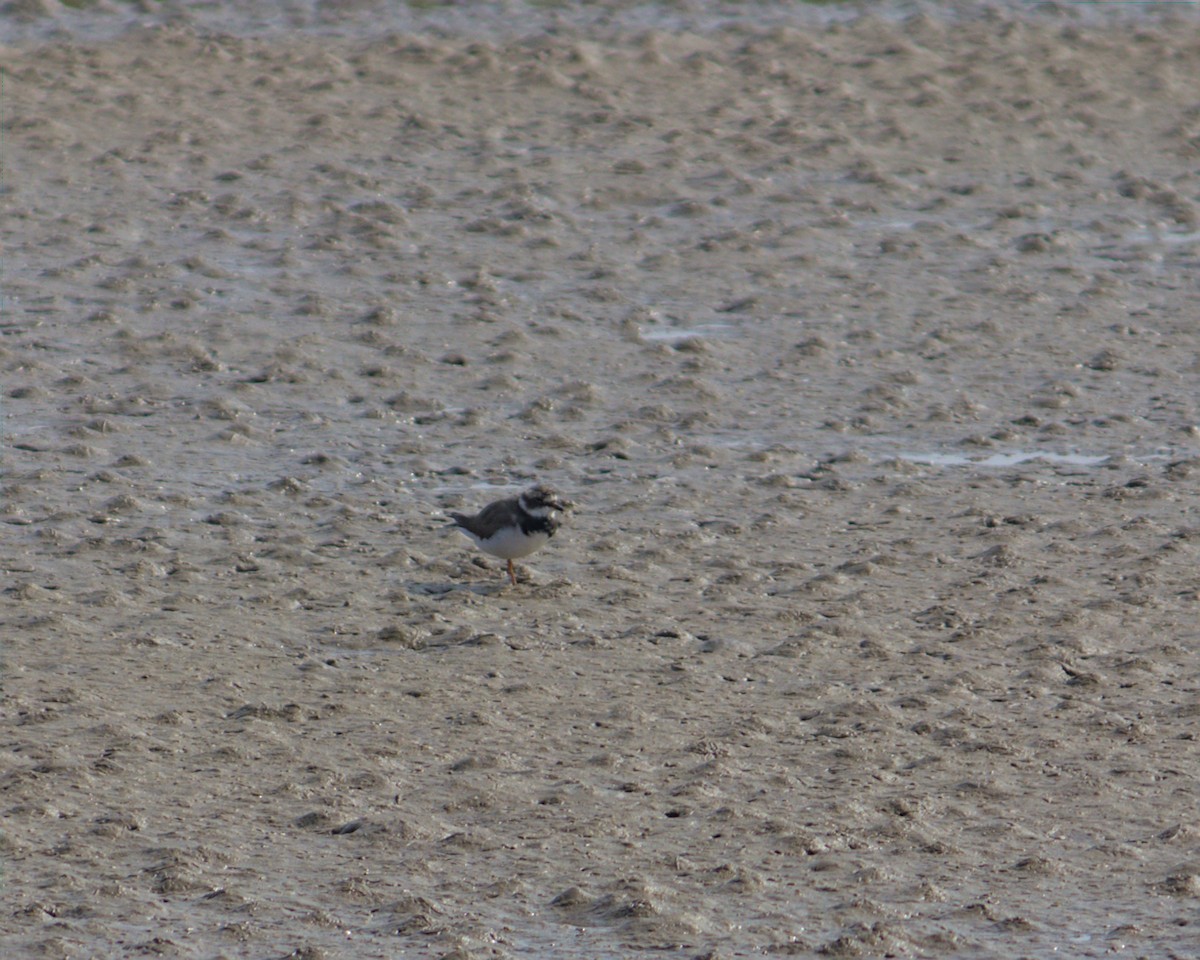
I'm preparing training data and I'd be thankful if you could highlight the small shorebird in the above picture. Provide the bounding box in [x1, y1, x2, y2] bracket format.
[449, 484, 573, 585]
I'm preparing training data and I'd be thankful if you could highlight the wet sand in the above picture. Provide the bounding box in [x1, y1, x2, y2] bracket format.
[5, 8, 1200, 958]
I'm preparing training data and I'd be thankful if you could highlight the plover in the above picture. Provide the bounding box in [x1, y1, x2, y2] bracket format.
[449, 484, 573, 585]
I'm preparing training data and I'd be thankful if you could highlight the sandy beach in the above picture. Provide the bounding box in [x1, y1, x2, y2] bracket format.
[4, 3, 1200, 957]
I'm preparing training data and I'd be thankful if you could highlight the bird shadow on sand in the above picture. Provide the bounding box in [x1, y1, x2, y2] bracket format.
[404, 578, 509, 598]
[400, 567, 574, 600]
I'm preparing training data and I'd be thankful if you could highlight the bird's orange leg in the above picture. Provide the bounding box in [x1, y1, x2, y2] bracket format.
[507, 559, 517, 585]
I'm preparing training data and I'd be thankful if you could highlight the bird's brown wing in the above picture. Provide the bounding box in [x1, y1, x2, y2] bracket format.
[452, 496, 520, 537]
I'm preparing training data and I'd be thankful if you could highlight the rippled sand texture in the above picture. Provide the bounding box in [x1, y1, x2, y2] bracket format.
[6, 13, 1200, 959]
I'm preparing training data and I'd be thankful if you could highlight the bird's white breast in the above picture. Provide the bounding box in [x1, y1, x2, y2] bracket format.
[459, 524, 552, 560]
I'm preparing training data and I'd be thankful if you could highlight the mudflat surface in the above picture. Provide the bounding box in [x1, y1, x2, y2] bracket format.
[4, 9, 1200, 958]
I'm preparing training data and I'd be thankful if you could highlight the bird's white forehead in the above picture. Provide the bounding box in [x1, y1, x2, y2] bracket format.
[520, 499, 559, 518]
